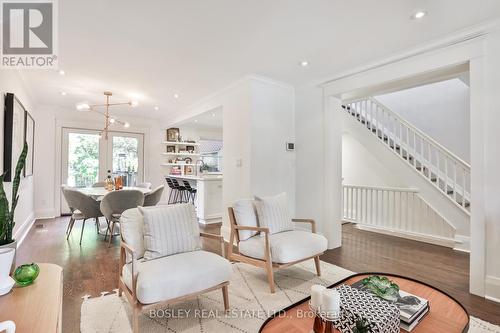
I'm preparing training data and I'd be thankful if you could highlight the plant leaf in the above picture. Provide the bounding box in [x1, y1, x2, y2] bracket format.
[0, 173, 10, 244]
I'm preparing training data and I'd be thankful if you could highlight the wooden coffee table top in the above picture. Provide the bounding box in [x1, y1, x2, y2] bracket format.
[260, 273, 469, 333]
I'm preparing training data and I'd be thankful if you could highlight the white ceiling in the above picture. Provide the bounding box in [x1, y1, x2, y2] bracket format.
[18, 0, 500, 121]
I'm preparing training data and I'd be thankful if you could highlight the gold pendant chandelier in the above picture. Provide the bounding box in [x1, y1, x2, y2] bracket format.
[76, 91, 137, 139]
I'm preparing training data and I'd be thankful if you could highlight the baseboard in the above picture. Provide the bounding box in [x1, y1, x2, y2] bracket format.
[35, 208, 57, 220]
[353, 223, 456, 248]
[453, 235, 471, 253]
[485, 275, 500, 303]
[13, 212, 36, 248]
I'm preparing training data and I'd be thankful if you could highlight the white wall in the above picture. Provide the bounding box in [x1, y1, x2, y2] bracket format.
[342, 132, 404, 188]
[0, 71, 37, 242]
[33, 105, 165, 218]
[376, 78, 470, 163]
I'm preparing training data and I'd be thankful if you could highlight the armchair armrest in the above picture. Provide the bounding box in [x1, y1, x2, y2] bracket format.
[200, 232, 226, 257]
[120, 241, 138, 298]
[232, 225, 270, 234]
[292, 218, 316, 233]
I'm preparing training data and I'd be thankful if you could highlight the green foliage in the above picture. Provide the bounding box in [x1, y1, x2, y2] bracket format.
[0, 142, 28, 245]
[352, 318, 374, 333]
[361, 275, 400, 302]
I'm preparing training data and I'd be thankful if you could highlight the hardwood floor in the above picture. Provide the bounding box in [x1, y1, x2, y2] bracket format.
[16, 217, 500, 333]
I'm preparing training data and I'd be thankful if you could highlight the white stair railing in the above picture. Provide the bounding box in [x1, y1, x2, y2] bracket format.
[342, 184, 456, 243]
[342, 98, 471, 214]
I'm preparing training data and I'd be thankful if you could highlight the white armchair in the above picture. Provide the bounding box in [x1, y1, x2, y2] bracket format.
[227, 195, 328, 293]
[118, 205, 231, 333]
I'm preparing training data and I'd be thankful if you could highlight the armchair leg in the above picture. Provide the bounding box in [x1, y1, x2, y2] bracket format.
[265, 260, 276, 293]
[314, 256, 321, 277]
[222, 285, 229, 311]
[132, 306, 140, 333]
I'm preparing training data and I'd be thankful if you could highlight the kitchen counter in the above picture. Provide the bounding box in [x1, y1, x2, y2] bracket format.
[168, 174, 223, 181]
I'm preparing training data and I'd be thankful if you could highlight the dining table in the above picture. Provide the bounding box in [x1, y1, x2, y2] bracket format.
[74, 186, 151, 236]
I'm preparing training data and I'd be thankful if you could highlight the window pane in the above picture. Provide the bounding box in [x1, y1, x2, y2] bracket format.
[67, 133, 100, 187]
[112, 136, 139, 186]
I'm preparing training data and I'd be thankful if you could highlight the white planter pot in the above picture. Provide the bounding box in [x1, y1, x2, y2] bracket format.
[0, 240, 16, 273]
[0, 247, 16, 296]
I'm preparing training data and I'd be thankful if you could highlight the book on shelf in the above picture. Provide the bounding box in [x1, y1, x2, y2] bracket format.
[351, 279, 429, 331]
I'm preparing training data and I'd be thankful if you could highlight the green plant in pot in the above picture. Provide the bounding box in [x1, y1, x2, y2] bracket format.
[0, 142, 28, 273]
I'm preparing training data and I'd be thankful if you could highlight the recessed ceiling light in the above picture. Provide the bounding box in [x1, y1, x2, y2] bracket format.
[173, 93, 179, 99]
[300, 60, 309, 67]
[124, 122, 130, 128]
[194, 119, 198, 123]
[212, 113, 216, 117]
[76, 103, 90, 111]
[411, 11, 427, 19]
[60, 91, 67, 96]
[58, 70, 65, 75]
[154, 106, 159, 111]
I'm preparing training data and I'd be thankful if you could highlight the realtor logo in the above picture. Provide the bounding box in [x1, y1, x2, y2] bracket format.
[1, 0, 58, 68]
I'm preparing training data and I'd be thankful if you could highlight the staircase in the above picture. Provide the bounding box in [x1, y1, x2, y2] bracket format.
[342, 97, 471, 215]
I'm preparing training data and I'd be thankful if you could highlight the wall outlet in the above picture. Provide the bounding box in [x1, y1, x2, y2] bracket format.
[286, 142, 295, 151]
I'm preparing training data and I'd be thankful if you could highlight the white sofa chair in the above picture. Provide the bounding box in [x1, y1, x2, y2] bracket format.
[118, 205, 231, 333]
[227, 195, 328, 293]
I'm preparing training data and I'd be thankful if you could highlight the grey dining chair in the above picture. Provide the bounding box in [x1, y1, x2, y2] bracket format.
[143, 185, 165, 206]
[100, 190, 144, 246]
[61, 186, 103, 245]
[136, 182, 152, 189]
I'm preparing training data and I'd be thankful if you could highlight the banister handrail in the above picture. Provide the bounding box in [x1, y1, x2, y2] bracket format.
[367, 97, 471, 170]
[343, 184, 419, 193]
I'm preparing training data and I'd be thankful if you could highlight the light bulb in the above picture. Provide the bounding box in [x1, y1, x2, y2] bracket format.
[124, 122, 130, 128]
[59, 70, 65, 75]
[412, 11, 427, 19]
[76, 103, 90, 111]
[173, 93, 179, 99]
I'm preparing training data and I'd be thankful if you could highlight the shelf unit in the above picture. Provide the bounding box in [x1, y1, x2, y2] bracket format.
[162, 140, 200, 177]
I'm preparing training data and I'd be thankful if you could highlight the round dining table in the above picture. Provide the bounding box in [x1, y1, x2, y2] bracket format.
[75, 186, 151, 236]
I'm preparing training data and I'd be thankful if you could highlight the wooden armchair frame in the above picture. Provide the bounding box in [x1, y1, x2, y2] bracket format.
[227, 207, 322, 293]
[118, 233, 229, 333]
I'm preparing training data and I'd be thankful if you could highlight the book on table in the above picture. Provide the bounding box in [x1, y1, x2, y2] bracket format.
[352, 279, 429, 331]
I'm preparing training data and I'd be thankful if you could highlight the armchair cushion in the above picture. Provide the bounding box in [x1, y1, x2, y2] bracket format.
[238, 230, 327, 264]
[254, 193, 293, 235]
[139, 204, 201, 260]
[120, 208, 145, 259]
[122, 250, 231, 304]
[232, 199, 259, 241]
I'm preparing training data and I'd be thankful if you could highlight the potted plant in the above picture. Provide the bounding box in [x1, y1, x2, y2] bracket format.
[0, 142, 28, 273]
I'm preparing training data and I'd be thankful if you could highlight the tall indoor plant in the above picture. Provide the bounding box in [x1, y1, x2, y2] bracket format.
[0, 142, 28, 250]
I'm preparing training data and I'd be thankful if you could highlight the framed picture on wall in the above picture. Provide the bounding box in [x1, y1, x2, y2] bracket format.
[24, 111, 35, 177]
[166, 128, 180, 142]
[3, 93, 27, 182]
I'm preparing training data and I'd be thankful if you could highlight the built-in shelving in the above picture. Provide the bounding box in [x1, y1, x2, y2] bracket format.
[163, 141, 200, 146]
[161, 163, 197, 167]
[161, 152, 200, 156]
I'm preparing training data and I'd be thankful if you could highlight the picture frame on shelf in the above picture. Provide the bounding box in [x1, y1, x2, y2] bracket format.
[186, 145, 195, 153]
[166, 145, 176, 153]
[184, 165, 195, 175]
[166, 128, 180, 142]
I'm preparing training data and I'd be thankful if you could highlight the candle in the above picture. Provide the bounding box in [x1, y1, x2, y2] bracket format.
[322, 289, 340, 315]
[310, 284, 326, 309]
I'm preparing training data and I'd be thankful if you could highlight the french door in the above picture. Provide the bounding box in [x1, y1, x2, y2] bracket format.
[61, 128, 144, 213]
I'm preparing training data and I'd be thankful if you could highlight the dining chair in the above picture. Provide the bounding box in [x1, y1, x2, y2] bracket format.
[143, 185, 165, 206]
[100, 190, 144, 246]
[136, 182, 152, 189]
[61, 186, 103, 245]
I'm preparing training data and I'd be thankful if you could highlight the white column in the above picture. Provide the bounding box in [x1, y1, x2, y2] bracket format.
[323, 95, 343, 249]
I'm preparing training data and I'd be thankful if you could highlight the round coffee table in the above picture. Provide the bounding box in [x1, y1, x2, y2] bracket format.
[259, 273, 469, 333]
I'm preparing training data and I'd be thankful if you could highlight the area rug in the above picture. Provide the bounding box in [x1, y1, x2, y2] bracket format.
[81, 261, 500, 333]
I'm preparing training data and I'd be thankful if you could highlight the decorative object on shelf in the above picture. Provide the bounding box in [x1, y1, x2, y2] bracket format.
[166, 128, 180, 142]
[184, 157, 193, 164]
[0, 248, 16, 296]
[0, 142, 28, 274]
[166, 145, 176, 153]
[179, 149, 187, 153]
[186, 145, 195, 153]
[177, 135, 183, 142]
[13, 263, 40, 286]
[75, 91, 136, 140]
[184, 166, 195, 175]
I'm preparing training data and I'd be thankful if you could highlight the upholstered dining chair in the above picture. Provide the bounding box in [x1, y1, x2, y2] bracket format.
[142, 185, 164, 206]
[136, 182, 152, 189]
[100, 190, 144, 246]
[227, 194, 328, 293]
[119, 204, 231, 333]
[61, 186, 103, 245]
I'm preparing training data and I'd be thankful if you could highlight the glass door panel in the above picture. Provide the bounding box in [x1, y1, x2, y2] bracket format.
[67, 132, 101, 187]
[107, 132, 144, 187]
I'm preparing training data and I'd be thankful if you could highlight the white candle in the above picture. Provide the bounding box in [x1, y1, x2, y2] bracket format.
[310, 284, 326, 309]
[322, 289, 341, 314]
